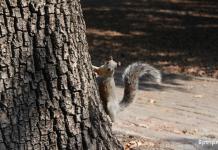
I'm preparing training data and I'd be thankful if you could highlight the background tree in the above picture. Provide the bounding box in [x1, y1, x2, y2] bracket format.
[0, 0, 122, 149]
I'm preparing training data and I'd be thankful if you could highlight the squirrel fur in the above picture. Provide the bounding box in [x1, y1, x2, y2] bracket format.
[93, 57, 161, 122]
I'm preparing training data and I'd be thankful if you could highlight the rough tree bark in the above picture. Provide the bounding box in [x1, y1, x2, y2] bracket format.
[0, 0, 122, 149]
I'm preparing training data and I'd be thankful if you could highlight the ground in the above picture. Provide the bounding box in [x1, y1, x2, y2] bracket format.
[82, 0, 218, 78]
[81, 0, 218, 149]
[113, 72, 218, 150]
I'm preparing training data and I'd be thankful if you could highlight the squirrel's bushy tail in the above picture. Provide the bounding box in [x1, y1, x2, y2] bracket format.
[119, 62, 161, 109]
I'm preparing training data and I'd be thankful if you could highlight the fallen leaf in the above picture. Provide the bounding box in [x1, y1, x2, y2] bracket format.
[193, 95, 203, 98]
[182, 129, 188, 134]
[138, 123, 149, 128]
[148, 99, 157, 104]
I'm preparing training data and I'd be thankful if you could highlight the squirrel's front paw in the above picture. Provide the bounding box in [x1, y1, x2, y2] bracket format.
[106, 115, 113, 125]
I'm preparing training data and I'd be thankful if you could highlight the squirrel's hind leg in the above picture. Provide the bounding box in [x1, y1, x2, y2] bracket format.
[107, 101, 119, 122]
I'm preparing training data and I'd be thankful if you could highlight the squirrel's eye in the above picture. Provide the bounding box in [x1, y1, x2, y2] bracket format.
[104, 61, 109, 65]
[107, 68, 112, 72]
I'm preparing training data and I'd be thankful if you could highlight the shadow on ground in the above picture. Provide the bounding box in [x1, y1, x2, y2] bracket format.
[114, 69, 192, 92]
[82, 0, 218, 78]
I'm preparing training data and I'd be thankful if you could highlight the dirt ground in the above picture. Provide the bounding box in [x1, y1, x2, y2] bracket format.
[82, 0, 218, 78]
[113, 72, 218, 150]
[81, 0, 218, 149]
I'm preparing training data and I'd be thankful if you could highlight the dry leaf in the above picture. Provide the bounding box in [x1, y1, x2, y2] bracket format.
[182, 129, 188, 134]
[194, 95, 203, 98]
[139, 124, 149, 128]
[148, 99, 157, 104]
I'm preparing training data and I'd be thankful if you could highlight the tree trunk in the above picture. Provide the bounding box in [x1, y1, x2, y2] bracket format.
[0, 0, 122, 149]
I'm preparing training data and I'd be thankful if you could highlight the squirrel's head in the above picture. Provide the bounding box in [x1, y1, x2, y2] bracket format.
[94, 56, 121, 77]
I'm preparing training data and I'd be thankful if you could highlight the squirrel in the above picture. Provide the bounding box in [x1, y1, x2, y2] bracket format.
[92, 57, 162, 122]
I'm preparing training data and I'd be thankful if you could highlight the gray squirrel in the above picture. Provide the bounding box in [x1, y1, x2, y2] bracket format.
[92, 57, 162, 122]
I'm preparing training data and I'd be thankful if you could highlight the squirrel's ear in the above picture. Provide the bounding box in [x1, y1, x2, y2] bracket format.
[109, 56, 113, 60]
[106, 56, 113, 61]
[117, 61, 121, 67]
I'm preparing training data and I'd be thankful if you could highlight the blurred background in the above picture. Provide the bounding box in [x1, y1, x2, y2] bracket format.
[81, 0, 218, 78]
